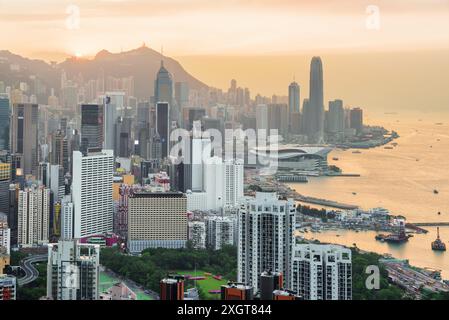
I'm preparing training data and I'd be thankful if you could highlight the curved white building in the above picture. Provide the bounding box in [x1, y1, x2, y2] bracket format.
[250, 145, 332, 172]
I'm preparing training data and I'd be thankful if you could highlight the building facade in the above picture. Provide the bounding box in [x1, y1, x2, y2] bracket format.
[17, 185, 50, 247]
[127, 192, 187, 253]
[10, 103, 39, 176]
[238, 192, 295, 292]
[205, 215, 235, 250]
[72, 149, 114, 238]
[47, 239, 100, 300]
[291, 244, 352, 300]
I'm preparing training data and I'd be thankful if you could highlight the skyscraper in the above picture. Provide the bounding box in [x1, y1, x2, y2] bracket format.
[136, 101, 150, 158]
[205, 215, 235, 250]
[10, 103, 39, 176]
[61, 195, 74, 240]
[238, 192, 295, 292]
[327, 99, 345, 134]
[115, 116, 133, 158]
[103, 96, 117, 152]
[0, 162, 10, 214]
[154, 60, 175, 122]
[187, 221, 206, 249]
[72, 149, 113, 238]
[175, 81, 189, 112]
[349, 107, 363, 134]
[0, 97, 10, 151]
[17, 185, 50, 247]
[223, 159, 244, 208]
[156, 102, 169, 158]
[80, 104, 104, 154]
[291, 244, 352, 300]
[50, 129, 69, 175]
[47, 239, 100, 300]
[0, 212, 10, 255]
[8, 184, 19, 246]
[288, 81, 300, 114]
[307, 57, 325, 143]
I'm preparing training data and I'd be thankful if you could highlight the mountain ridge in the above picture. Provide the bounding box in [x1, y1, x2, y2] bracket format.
[0, 46, 209, 102]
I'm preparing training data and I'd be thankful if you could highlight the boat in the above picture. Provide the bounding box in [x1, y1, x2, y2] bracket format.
[376, 228, 410, 243]
[384, 146, 393, 150]
[352, 150, 362, 154]
[431, 227, 446, 251]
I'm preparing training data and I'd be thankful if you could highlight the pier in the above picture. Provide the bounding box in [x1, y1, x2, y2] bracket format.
[294, 196, 359, 210]
[410, 222, 449, 227]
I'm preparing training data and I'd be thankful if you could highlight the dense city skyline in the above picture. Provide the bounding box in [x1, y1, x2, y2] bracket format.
[1, 0, 449, 304]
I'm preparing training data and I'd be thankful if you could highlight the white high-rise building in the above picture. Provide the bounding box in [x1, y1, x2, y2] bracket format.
[186, 191, 207, 211]
[61, 195, 74, 240]
[291, 244, 352, 300]
[72, 149, 114, 238]
[47, 239, 100, 300]
[237, 192, 295, 292]
[191, 134, 210, 192]
[203, 157, 243, 211]
[223, 159, 244, 208]
[188, 221, 206, 249]
[205, 215, 235, 250]
[18, 185, 50, 247]
[203, 156, 224, 210]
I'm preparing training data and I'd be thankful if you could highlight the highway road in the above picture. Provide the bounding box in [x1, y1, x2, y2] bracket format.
[17, 254, 47, 287]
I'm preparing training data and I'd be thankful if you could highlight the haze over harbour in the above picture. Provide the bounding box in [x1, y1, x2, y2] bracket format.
[290, 111, 449, 276]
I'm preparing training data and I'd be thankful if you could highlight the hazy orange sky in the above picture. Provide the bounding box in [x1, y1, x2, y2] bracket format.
[1, 0, 449, 60]
[1, 0, 449, 114]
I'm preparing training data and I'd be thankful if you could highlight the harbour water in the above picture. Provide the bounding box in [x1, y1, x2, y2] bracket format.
[289, 112, 449, 277]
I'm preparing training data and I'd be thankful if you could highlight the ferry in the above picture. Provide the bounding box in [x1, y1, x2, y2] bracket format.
[431, 227, 446, 251]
